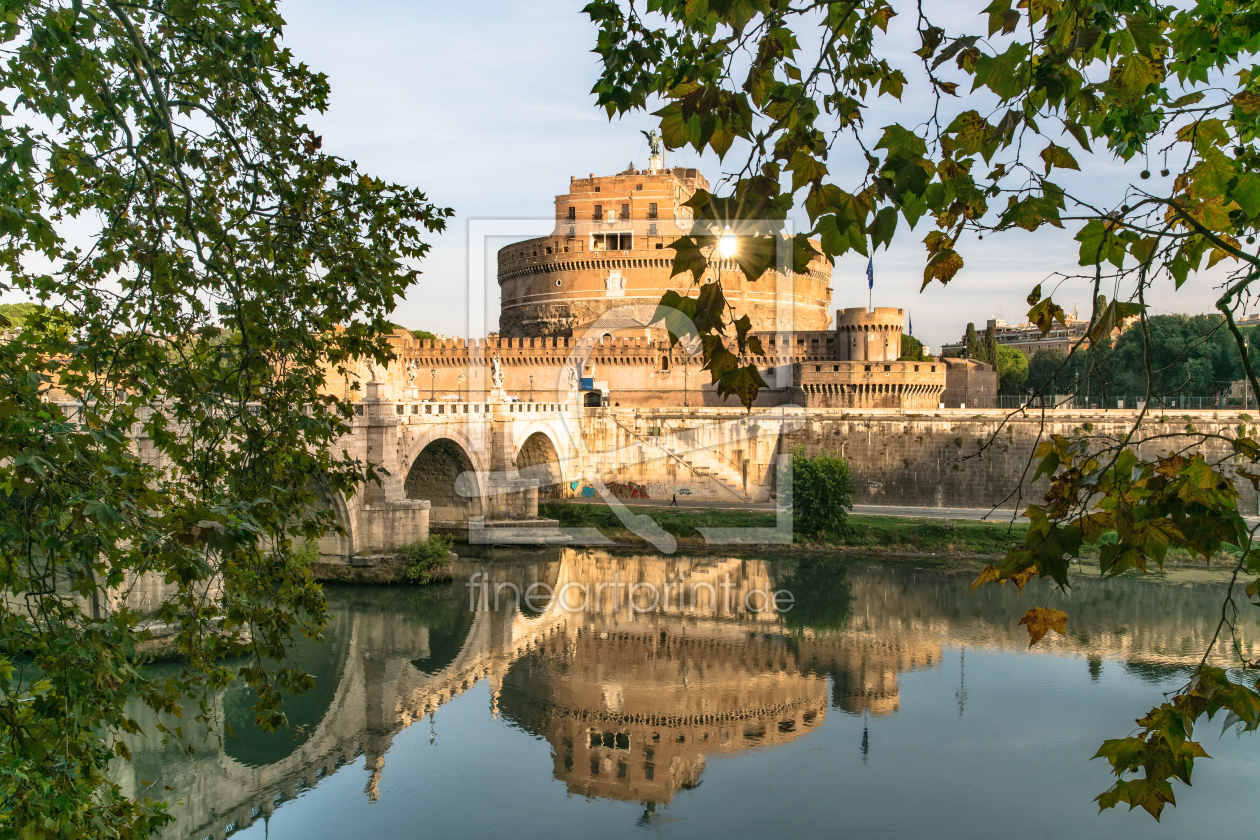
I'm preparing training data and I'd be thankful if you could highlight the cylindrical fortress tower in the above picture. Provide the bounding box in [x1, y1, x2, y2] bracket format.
[834, 307, 904, 362]
[497, 166, 833, 337]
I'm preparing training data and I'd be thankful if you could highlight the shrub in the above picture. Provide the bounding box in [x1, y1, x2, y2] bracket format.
[404, 534, 454, 584]
[778, 445, 854, 538]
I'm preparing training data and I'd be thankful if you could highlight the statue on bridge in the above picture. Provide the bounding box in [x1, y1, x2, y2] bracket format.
[490, 354, 505, 388]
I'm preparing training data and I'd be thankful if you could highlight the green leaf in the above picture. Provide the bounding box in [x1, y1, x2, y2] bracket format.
[866, 205, 898, 251]
[1063, 120, 1092, 152]
[1231, 173, 1260, 217]
[1028, 298, 1067, 334]
[1125, 15, 1165, 60]
[973, 42, 1030, 100]
[716, 363, 769, 409]
[788, 149, 828, 194]
[651, 290, 700, 345]
[1075, 219, 1128, 268]
[1039, 142, 1080, 175]
[667, 235, 709, 280]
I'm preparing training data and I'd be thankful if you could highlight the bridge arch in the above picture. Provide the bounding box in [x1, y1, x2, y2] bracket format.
[404, 433, 485, 525]
[516, 428, 566, 499]
[297, 478, 355, 563]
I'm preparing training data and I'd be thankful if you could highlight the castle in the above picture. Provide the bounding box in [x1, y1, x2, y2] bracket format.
[354, 161, 948, 411]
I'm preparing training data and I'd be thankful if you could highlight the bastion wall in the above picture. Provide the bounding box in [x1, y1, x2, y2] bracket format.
[586, 409, 1259, 512]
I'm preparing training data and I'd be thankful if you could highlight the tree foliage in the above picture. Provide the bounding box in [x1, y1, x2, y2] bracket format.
[0, 2, 449, 836]
[778, 445, 855, 537]
[963, 321, 981, 359]
[1028, 347, 1070, 394]
[587, 0, 1260, 816]
[995, 344, 1029, 393]
[899, 332, 931, 361]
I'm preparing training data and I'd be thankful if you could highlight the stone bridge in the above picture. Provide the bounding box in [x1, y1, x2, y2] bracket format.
[320, 382, 814, 563]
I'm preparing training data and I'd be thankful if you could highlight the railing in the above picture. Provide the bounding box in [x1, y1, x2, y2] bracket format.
[953, 395, 1237, 411]
[360, 400, 578, 418]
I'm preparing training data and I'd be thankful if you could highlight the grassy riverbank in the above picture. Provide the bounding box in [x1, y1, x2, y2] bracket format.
[539, 502, 1240, 566]
[539, 501, 1029, 555]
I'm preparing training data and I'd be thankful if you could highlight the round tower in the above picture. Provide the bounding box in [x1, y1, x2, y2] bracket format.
[497, 167, 833, 337]
[834, 307, 904, 362]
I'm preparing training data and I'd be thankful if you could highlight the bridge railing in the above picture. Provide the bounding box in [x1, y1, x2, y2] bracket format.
[353, 399, 583, 419]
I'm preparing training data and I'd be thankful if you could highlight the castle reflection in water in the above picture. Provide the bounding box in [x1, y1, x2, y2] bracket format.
[116, 549, 1255, 839]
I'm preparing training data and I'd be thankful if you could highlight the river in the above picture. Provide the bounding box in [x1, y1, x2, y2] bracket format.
[117, 549, 1259, 839]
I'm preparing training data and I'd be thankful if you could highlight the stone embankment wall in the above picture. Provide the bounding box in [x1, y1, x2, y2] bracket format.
[781, 410, 1260, 512]
[593, 408, 1260, 512]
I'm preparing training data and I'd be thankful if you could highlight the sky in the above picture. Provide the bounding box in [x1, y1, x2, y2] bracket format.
[1, 1, 1238, 351]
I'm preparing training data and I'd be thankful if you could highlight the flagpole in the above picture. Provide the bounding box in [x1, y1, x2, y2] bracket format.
[866, 255, 874, 313]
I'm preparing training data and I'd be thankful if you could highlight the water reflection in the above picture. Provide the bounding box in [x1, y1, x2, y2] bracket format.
[120, 550, 1256, 839]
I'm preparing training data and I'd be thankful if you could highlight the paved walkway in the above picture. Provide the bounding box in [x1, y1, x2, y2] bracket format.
[558, 496, 1017, 521]
[556, 498, 1260, 527]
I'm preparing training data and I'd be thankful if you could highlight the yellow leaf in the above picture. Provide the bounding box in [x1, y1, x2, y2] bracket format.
[971, 563, 1001, 590]
[1009, 567, 1038, 593]
[1019, 607, 1068, 647]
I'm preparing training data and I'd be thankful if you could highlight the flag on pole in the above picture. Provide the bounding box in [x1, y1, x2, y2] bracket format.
[908, 312, 913, 336]
[866, 256, 874, 289]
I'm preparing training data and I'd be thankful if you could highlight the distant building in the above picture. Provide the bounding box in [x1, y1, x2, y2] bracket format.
[940, 317, 1091, 358]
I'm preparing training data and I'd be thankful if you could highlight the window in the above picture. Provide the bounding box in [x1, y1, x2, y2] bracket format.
[833, 364, 839, 371]
[655, 243, 663, 249]
[545, 246, 552, 254]
[864, 364, 871, 372]
[648, 202, 658, 217]
[815, 365, 821, 372]
[884, 365, 891, 371]
[914, 365, 919, 372]
[931, 365, 936, 372]
[621, 203, 630, 219]
[594, 186, 600, 192]
[594, 204, 602, 218]
[661, 355, 669, 371]
[636, 184, 643, 190]
[567, 225, 575, 236]
[567, 206, 575, 219]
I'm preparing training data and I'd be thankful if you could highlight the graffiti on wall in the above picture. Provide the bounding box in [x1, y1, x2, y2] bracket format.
[605, 481, 650, 499]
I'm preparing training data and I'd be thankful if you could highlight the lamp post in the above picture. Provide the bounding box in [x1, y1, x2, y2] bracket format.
[429, 368, 436, 401]
[529, 373, 534, 403]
